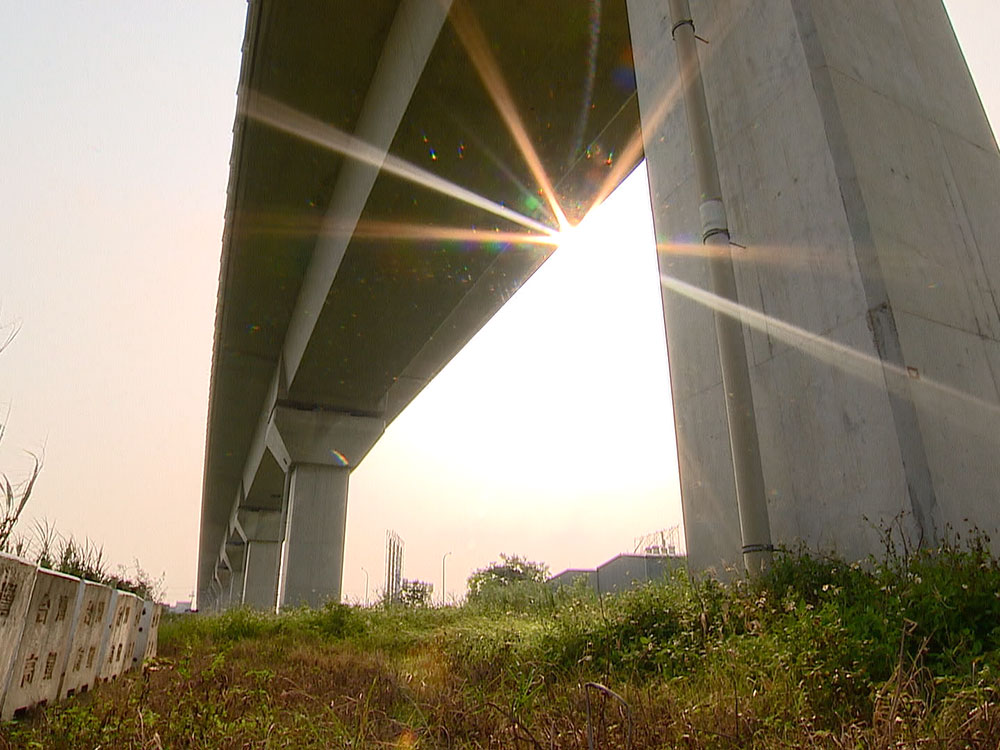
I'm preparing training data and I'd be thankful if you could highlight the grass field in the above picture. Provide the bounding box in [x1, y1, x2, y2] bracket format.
[3, 535, 1000, 748]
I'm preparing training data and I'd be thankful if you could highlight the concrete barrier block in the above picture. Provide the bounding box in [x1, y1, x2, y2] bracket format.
[58, 581, 113, 700]
[121, 596, 142, 673]
[2, 569, 81, 719]
[97, 591, 140, 683]
[0, 554, 37, 715]
[129, 601, 163, 671]
[94, 588, 118, 677]
[145, 603, 163, 661]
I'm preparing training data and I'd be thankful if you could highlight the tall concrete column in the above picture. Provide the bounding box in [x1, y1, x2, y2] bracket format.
[239, 509, 284, 610]
[628, 0, 1000, 571]
[217, 565, 234, 609]
[225, 541, 247, 608]
[206, 578, 223, 613]
[279, 463, 350, 608]
[242, 541, 281, 609]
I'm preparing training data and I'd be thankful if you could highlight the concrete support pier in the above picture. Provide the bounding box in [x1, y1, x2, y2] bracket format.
[242, 542, 281, 609]
[224, 541, 247, 607]
[628, 0, 1000, 572]
[279, 464, 350, 608]
[239, 509, 284, 610]
[219, 546, 244, 608]
[217, 566, 234, 610]
[207, 578, 223, 613]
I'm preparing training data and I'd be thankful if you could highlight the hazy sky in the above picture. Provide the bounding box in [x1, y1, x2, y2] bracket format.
[1, 3, 997, 605]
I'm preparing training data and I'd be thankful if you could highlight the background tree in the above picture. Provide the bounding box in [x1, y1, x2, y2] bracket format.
[467, 554, 549, 596]
[398, 579, 433, 608]
[466, 554, 552, 611]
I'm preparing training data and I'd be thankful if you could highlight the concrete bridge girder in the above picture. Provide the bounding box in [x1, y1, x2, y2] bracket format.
[208, 0, 448, 605]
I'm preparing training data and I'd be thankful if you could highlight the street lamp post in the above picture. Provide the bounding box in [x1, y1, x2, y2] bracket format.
[361, 566, 369, 607]
[441, 551, 452, 606]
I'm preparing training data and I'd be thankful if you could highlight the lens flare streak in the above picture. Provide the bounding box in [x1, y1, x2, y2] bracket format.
[239, 211, 559, 249]
[586, 7, 742, 214]
[660, 273, 1000, 420]
[244, 93, 558, 238]
[447, 1, 570, 230]
[590, 77, 682, 213]
[354, 220, 561, 247]
[656, 242, 861, 274]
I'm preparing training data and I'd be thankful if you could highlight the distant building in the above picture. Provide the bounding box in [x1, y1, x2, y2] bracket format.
[385, 531, 404, 604]
[169, 600, 193, 614]
[548, 553, 685, 596]
[547, 568, 597, 591]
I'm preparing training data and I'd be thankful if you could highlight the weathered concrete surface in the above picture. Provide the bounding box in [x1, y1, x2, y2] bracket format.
[97, 591, 140, 683]
[130, 601, 162, 670]
[280, 464, 349, 608]
[58, 581, 112, 699]
[2, 570, 80, 719]
[628, 0, 1000, 572]
[121, 595, 142, 674]
[242, 539, 281, 611]
[0, 555, 36, 712]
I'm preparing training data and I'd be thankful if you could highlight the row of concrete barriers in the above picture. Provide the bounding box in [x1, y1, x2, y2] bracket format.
[0, 551, 163, 720]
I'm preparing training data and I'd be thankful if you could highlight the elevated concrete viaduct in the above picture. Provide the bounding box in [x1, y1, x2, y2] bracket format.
[199, 0, 1000, 609]
[198, 0, 641, 610]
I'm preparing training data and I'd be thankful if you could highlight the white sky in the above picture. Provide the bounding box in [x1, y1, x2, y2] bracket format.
[0, 3, 997, 605]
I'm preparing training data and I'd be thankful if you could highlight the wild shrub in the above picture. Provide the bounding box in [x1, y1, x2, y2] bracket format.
[898, 535, 1000, 675]
[465, 578, 555, 614]
[294, 601, 366, 639]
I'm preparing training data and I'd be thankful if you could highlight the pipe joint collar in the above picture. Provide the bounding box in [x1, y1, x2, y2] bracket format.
[699, 199, 728, 242]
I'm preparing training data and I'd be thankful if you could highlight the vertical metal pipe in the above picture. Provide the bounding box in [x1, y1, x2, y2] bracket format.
[667, 0, 773, 575]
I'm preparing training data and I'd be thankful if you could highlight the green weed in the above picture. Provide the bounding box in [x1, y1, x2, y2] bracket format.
[6, 538, 1000, 747]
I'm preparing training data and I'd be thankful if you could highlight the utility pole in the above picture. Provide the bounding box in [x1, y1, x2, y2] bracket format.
[441, 551, 452, 606]
[667, 0, 773, 575]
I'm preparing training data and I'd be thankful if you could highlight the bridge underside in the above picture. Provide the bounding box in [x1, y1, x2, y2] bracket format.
[198, 0, 641, 609]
